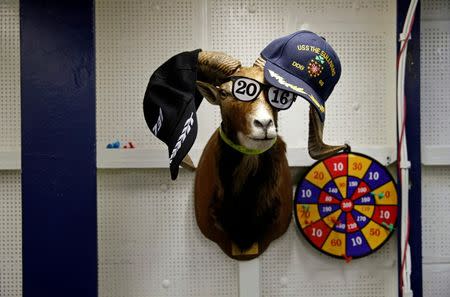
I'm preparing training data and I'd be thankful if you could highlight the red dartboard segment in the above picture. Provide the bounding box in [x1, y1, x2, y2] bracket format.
[318, 191, 341, 204]
[346, 213, 359, 233]
[294, 151, 399, 260]
[303, 220, 332, 248]
[323, 154, 348, 178]
[350, 181, 370, 201]
[371, 205, 398, 226]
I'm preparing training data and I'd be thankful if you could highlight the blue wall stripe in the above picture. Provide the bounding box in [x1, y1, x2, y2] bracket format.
[404, 4, 422, 296]
[20, 1, 97, 296]
[397, 1, 422, 296]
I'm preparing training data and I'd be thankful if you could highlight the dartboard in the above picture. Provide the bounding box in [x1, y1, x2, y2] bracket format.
[294, 152, 398, 259]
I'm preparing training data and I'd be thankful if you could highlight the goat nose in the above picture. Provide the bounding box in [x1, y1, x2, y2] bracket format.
[253, 118, 273, 130]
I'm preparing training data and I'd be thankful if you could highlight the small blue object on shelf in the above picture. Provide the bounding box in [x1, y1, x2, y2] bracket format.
[106, 141, 121, 149]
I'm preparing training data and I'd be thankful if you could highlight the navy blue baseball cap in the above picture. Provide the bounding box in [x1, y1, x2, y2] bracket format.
[261, 30, 341, 122]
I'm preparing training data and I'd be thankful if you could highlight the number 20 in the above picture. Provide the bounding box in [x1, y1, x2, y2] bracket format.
[235, 80, 257, 96]
[313, 171, 324, 180]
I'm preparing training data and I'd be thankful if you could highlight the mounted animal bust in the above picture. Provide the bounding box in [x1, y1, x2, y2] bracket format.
[143, 31, 347, 260]
[195, 48, 347, 260]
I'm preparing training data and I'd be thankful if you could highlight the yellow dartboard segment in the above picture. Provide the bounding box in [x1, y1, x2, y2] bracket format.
[372, 181, 398, 205]
[323, 209, 342, 228]
[297, 204, 321, 228]
[334, 176, 347, 198]
[322, 231, 346, 256]
[348, 154, 372, 178]
[354, 205, 375, 218]
[305, 162, 332, 188]
[361, 221, 390, 250]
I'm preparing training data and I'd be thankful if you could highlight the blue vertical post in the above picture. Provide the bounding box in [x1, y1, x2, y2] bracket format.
[397, 1, 422, 296]
[20, 1, 97, 296]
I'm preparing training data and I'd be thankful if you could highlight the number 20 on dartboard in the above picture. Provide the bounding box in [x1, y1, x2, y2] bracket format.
[313, 171, 324, 180]
[294, 152, 399, 259]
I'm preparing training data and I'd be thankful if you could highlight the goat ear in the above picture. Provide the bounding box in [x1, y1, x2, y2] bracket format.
[196, 81, 220, 105]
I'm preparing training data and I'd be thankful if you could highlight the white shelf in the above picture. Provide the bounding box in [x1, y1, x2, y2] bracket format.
[287, 146, 396, 167]
[0, 151, 21, 170]
[97, 146, 396, 169]
[423, 256, 450, 265]
[97, 148, 179, 169]
[422, 145, 450, 166]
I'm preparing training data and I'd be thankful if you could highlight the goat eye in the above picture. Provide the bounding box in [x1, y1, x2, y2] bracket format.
[219, 89, 228, 97]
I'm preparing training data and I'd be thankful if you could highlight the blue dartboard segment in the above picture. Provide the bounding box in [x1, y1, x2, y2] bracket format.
[295, 180, 321, 204]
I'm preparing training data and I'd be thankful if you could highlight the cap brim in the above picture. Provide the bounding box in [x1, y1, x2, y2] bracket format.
[168, 100, 198, 180]
[264, 60, 326, 121]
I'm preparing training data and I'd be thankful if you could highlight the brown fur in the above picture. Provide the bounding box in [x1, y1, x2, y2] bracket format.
[195, 65, 292, 259]
[195, 130, 292, 259]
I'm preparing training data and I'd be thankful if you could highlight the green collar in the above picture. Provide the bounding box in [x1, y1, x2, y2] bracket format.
[218, 127, 276, 155]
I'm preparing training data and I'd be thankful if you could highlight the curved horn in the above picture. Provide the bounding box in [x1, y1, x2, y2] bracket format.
[253, 56, 347, 159]
[308, 106, 349, 160]
[253, 56, 266, 69]
[198, 51, 241, 85]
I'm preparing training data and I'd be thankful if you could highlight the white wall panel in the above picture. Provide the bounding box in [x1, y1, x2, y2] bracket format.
[420, 20, 450, 164]
[206, 0, 396, 155]
[421, 1, 450, 296]
[260, 224, 397, 297]
[0, 0, 21, 169]
[97, 169, 238, 297]
[0, 171, 22, 297]
[423, 264, 450, 297]
[97, 168, 399, 297]
[96, 0, 397, 167]
[96, 1, 399, 296]
[422, 167, 450, 260]
[422, 0, 450, 20]
[96, 0, 204, 150]
[421, 21, 450, 147]
[0, 0, 20, 151]
[0, 1, 22, 296]
[421, 166, 450, 297]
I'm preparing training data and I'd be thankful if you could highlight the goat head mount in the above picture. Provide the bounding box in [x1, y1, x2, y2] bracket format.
[194, 48, 347, 260]
[194, 52, 292, 260]
[144, 32, 348, 260]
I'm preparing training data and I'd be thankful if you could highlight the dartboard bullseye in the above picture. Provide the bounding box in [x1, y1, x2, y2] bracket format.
[294, 152, 398, 259]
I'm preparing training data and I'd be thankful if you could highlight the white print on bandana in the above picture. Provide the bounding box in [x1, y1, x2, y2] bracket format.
[169, 112, 194, 164]
[152, 108, 164, 136]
